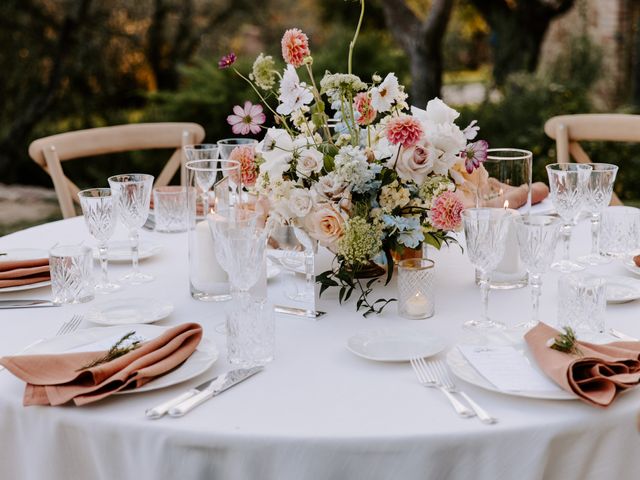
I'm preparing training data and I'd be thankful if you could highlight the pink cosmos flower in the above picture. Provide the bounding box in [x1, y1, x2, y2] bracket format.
[460, 140, 488, 174]
[227, 101, 266, 135]
[354, 92, 376, 126]
[229, 146, 258, 187]
[386, 115, 424, 148]
[281, 28, 310, 68]
[218, 52, 237, 69]
[430, 191, 464, 231]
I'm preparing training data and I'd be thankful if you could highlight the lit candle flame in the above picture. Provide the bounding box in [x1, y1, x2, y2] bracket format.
[503, 200, 509, 210]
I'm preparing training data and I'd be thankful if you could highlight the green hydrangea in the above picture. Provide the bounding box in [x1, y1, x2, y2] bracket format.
[338, 216, 382, 266]
[418, 175, 454, 206]
[320, 72, 367, 98]
[250, 53, 277, 91]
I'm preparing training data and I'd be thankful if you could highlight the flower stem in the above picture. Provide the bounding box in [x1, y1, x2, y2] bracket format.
[348, 0, 365, 75]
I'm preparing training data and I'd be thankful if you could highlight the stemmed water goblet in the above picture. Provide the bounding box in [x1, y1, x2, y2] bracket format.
[546, 163, 592, 273]
[577, 163, 618, 265]
[513, 215, 561, 330]
[184, 144, 220, 214]
[217, 138, 258, 160]
[77, 188, 120, 293]
[107, 173, 154, 284]
[461, 208, 510, 329]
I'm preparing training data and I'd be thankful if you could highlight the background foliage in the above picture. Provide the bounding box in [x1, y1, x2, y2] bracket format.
[1, 0, 639, 205]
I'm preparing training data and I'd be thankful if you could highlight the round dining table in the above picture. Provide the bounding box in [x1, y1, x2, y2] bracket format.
[1, 214, 639, 480]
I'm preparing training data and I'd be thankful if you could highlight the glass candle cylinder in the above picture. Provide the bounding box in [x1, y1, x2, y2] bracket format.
[476, 148, 532, 289]
[398, 258, 435, 320]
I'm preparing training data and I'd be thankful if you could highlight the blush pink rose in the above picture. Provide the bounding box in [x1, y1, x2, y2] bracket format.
[303, 202, 346, 250]
[393, 140, 436, 185]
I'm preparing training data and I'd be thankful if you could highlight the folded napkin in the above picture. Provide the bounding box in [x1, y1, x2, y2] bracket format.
[525, 322, 640, 407]
[0, 258, 50, 288]
[0, 322, 202, 406]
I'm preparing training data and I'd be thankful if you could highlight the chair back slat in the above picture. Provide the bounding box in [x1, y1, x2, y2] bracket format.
[28, 122, 205, 218]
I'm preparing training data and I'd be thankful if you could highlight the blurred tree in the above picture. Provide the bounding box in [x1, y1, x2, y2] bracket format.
[469, 0, 575, 85]
[378, 0, 454, 104]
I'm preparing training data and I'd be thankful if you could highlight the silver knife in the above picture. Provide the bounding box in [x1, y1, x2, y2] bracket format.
[0, 299, 58, 309]
[274, 304, 326, 318]
[167, 366, 264, 417]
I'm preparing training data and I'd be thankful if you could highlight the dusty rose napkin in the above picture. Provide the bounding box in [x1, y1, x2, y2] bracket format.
[525, 322, 640, 407]
[0, 322, 202, 406]
[457, 181, 549, 209]
[0, 258, 50, 288]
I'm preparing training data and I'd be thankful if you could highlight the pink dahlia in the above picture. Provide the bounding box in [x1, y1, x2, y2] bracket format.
[354, 92, 376, 126]
[386, 116, 424, 148]
[229, 146, 258, 187]
[430, 191, 464, 231]
[227, 101, 266, 135]
[281, 28, 310, 68]
[460, 140, 488, 174]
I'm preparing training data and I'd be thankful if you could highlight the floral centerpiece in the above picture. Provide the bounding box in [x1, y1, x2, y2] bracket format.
[219, 0, 487, 315]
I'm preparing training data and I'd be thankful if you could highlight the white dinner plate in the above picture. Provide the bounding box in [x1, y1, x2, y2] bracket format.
[605, 276, 640, 304]
[21, 324, 218, 394]
[446, 346, 577, 400]
[347, 328, 446, 362]
[85, 297, 174, 325]
[93, 240, 162, 262]
[0, 248, 51, 293]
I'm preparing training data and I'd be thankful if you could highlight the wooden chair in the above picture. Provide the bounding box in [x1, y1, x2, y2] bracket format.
[544, 114, 640, 205]
[28, 122, 206, 218]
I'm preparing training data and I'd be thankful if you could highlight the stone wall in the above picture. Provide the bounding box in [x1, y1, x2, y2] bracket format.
[539, 0, 638, 108]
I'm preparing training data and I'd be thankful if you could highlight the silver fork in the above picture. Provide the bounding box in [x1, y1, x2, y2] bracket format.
[410, 357, 474, 418]
[0, 314, 83, 372]
[428, 359, 497, 425]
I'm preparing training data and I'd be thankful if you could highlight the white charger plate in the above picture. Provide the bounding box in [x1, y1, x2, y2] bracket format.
[21, 324, 217, 394]
[347, 328, 446, 362]
[0, 248, 51, 293]
[446, 346, 577, 400]
[605, 276, 640, 304]
[93, 240, 162, 262]
[85, 297, 174, 325]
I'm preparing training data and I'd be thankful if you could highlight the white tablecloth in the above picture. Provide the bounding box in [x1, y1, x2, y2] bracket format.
[1, 216, 639, 480]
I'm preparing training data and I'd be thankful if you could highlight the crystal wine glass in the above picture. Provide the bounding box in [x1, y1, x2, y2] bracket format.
[184, 144, 219, 215]
[513, 215, 561, 330]
[577, 163, 618, 265]
[546, 163, 592, 273]
[107, 173, 154, 284]
[268, 225, 316, 302]
[77, 188, 120, 293]
[461, 208, 510, 329]
[217, 138, 258, 160]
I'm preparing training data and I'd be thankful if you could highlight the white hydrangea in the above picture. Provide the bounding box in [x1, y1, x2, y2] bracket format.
[333, 146, 375, 191]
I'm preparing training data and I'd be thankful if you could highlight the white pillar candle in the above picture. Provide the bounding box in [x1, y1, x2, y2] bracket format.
[190, 218, 227, 291]
[495, 208, 521, 275]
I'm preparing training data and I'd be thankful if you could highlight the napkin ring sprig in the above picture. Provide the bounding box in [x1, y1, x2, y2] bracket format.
[547, 326, 583, 357]
[78, 331, 142, 370]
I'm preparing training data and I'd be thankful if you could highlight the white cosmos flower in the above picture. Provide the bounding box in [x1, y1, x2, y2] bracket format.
[370, 73, 400, 112]
[277, 65, 314, 115]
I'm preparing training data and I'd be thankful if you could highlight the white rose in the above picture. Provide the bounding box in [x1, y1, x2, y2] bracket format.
[296, 148, 324, 177]
[426, 122, 467, 156]
[303, 202, 346, 250]
[391, 139, 437, 185]
[289, 188, 313, 218]
[313, 172, 349, 200]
